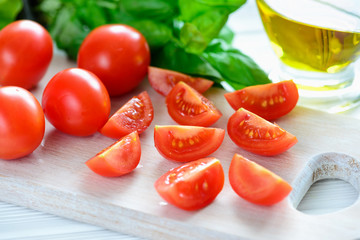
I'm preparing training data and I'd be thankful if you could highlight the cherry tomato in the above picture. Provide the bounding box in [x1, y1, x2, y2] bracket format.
[166, 81, 222, 127]
[99, 91, 154, 139]
[0, 86, 45, 160]
[78, 24, 150, 96]
[229, 154, 292, 205]
[86, 131, 141, 177]
[148, 66, 213, 96]
[154, 157, 224, 211]
[0, 20, 53, 89]
[42, 68, 111, 137]
[224, 80, 299, 120]
[227, 108, 297, 156]
[154, 125, 225, 162]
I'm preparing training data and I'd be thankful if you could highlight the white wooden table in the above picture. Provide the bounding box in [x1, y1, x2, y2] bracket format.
[1, 1, 359, 239]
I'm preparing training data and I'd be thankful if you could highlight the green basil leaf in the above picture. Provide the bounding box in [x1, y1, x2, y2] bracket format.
[76, 2, 108, 29]
[130, 20, 173, 49]
[217, 25, 235, 45]
[120, 0, 178, 21]
[193, 0, 247, 8]
[179, 22, 207, 54]
[178, 0, 244, 54]
[203, 39, 271, 89]
[152, 41, 223, 80]
[180, 9, 229, 54]
[49, 7, 90, 60]
[0, 0, 22, 29]
[178, 0, 245, 21]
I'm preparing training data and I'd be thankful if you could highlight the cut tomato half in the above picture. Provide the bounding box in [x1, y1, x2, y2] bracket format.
[227, 108, 297, 156]
[154, 125, 225, 162]
[224, 80, 299, 120]
[154, 157, 224, 211]
[166, 81, 221, 127]
[99, 91, 154, 139]
[229, 154, 292, 205]
[86, 131, 141, 177]
[148, 66, 213, 96]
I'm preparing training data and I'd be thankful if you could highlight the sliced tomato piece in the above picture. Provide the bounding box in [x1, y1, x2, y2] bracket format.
[166, 81, 222, 127]
[224, 80, 299, 120]
[229, 154, 292, 205]
[154, 157, 224, 211]
[86, 131, 141, 177]
[227, 108, 297, 156]
[99, 91, 154, 139]
[154, 125, 225, 162]
[148, 66, 213, 96]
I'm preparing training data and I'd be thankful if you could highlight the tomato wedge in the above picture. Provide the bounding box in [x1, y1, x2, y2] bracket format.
[99, 91, 154, 139]
[224, 80, 299, 120]
[86, 131, 141, 177]
[154, 125, 225, 162]
[154, 157, 224, 211]
[148, 66, 213, 96]
[227, 108, 297, 156]
[166, 81, 222, 127]
[229, 154, 292, 205]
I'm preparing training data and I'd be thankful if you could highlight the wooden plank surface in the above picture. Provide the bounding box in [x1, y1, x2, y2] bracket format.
[1, 1, 360, 239]
[0, 50, 360, 240]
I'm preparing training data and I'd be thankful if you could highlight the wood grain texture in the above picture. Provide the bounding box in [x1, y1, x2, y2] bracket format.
[0, 53, 360, 240]
[297, 179, 358, 215]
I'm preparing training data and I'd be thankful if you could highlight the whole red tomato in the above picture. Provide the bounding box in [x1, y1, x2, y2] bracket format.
[0, 20, 53, 89]
[0, 86, 45, 160]
[77, 24, 150, 96]
[42, 68, 111, 137]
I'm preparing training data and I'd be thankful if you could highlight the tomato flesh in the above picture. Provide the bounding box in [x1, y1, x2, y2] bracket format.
[148, 66, 213, 96]
[86, 131, 141, 177]
[42, 68, 111, 137]
[154, 125, 225, 162]
[0, 87, 45, 160]
[224, 80, 299, 120]
[229, 154, 292, 205]
[0, 20, 53, 89]
[100, 91, 154, 139]
[227, 108, 297, 156]
[166, 81, 222, 127]
[155, 157, 224, 210]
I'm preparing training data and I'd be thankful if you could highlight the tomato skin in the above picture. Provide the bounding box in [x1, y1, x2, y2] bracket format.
[148, 67, 214, 96]
[86, 132, 141, 177]
[154, 125, 225, 162]
[99, 91, 154, 139]
[227, 108, 297, 156]
[42, 68, 111, 137]
[78, 24, 150, 96]
[166, 81, 222, 127]
[229, 154, 292, 205]
[155, 157, 224, 211]
[224, 80, 299, 120]
[0, 87, 45, 160]
[0, 20, 53, 89]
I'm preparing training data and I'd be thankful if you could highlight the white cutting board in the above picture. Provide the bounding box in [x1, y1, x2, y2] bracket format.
[0, 54, 359, 240]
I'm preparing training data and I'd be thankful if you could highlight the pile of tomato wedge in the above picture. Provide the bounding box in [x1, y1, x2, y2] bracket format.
[148, 67, 298, 210]
[0, 20, 299, 212]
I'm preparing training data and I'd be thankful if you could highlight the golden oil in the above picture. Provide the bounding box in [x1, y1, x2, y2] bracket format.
[256, 0, 360, 74]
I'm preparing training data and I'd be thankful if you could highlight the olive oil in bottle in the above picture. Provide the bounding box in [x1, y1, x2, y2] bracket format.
[256, 0, 360, 74]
